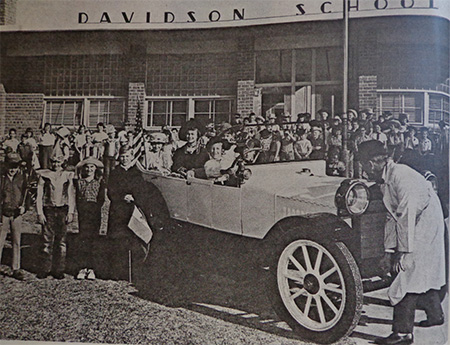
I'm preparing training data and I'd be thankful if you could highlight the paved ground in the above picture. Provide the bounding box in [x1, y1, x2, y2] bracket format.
[0, 221, 448, 345]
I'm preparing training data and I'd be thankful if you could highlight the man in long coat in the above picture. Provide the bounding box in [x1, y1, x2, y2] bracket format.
[358, 140, 446, 345]
[106, 146, 170, 280]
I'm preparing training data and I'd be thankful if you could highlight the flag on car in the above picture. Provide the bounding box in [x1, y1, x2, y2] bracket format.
[128, 205, 153, 244]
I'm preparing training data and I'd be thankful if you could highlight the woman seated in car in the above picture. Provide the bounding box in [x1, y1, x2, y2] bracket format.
[204, 137, 230, 183]
[172, 119, 209, 178]
[142, 132, 172, 175]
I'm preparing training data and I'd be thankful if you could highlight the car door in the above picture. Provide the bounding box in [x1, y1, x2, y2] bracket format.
[187, 177, 242, 235]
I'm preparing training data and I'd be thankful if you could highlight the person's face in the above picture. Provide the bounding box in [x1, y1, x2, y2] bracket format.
[86, 135, 92, 143]
[83, 163, 96, 178]
[301, 133, 308, 140]
[119, 151, 133, 166]
[51, 160, 63, 171]
[360, 159, 384, 182]
[186, 129, 198, 144]
[152, 142, 163, 152]
[98, 125, 104, 132]
[9, 131, 16, 139]
[79, 126, 85, 134]
[374, 125, 381, 133]
[360, 113, 367, 120]
[44, 124, 51, 132]
[210, 143, 223, 160]
[249, 115, 256, 122]
[223, 132, 235, 144]
[7, 166, 19, 177]
[26, 131, 33, 138]
[312, 130, 320, 139]
[422, 131, 428, 138]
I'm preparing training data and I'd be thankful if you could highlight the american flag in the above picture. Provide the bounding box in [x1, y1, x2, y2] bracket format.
[131, 100, 145, 165]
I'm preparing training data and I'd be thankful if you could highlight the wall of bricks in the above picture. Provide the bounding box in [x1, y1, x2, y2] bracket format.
[0, 0, 17, 25]
[358, 75, 378, 112]
[236, 39, 255, 82]
[127, 82, 146, 126]
[0, 91, 44, 138]
[237, 80, 255, 117]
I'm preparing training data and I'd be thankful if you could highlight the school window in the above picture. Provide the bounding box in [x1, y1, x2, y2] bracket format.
[429, 93, 450, 124]
[193, 99, 234, 127]
[44, 98, 126, 129]
[45, 100, 83, 127]
[146, 100, 188, 128]
[88, 99, 126, 127]
[378, 92, 424, 124]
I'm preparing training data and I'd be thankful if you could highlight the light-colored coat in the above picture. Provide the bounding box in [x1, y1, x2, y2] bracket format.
[381, 160, 446, 305]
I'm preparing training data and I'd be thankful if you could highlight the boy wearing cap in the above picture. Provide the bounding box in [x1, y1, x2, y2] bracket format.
[36, 152, 75, 279]
[0, 153, 27, 280]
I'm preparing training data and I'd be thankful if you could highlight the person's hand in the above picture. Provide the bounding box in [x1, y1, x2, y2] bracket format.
[18, 206, 25, 215]
[66, 213, 74, 224]
[124, 194, 134, 203]
[186, 170, 195, 178]
[38, 214, 46, 225]
[392, 252, 414, 273]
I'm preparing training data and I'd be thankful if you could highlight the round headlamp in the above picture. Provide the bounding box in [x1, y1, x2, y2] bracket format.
[335, 179, 370, 216]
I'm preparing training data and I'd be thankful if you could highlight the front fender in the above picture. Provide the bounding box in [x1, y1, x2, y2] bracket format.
[263, 213, 359, 258]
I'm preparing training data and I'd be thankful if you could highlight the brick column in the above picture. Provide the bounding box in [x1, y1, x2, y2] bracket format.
[237, 80, 256, 117]
[127, 82, 146, 126]
[0, 0, 17, 25]
[358, 76, 378, 112]
[236, 38, 255, 117]
[5, 93, 44, 135]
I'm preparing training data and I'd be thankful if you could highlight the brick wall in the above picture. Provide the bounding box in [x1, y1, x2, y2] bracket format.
[236, 39, 255, 81]
[0, 0, 17, 25]
[358, 75, 378, 111]
[237, 80, 255, 117]
[128, 45, 147, 84]
[3, 93, 44, 137]
[127, 82, 146, 126]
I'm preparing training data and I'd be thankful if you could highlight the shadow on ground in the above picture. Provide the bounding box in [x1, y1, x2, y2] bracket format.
[130, 223, 306, 341]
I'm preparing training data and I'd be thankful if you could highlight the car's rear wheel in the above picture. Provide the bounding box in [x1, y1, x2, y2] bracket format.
[266, 238, 363, 344]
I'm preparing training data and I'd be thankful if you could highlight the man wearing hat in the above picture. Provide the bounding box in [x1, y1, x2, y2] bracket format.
[36, 151, 76, 279]
[0, 152, 27, 280]
[358, 140, 446, 345]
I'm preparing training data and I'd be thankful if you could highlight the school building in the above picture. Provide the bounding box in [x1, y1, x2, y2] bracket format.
[0, 0, 449, 134]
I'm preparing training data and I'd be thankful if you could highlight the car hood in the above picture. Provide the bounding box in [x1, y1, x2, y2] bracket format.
[244, 160, 345, 213]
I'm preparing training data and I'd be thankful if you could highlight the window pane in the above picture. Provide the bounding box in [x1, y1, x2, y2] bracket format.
[172, 114, 186, 127]
[256, 50, 291, 83]
[152, 114, 166, 127]
[315, 47, 343, 81]
[195, 100, 210, 113]
[295, 49, 312, 82]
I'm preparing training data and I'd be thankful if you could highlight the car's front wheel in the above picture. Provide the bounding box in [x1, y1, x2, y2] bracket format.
[266, 238, 363, 344]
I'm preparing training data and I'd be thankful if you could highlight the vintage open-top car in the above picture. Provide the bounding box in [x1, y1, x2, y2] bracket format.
[138, 148, 447, 344]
